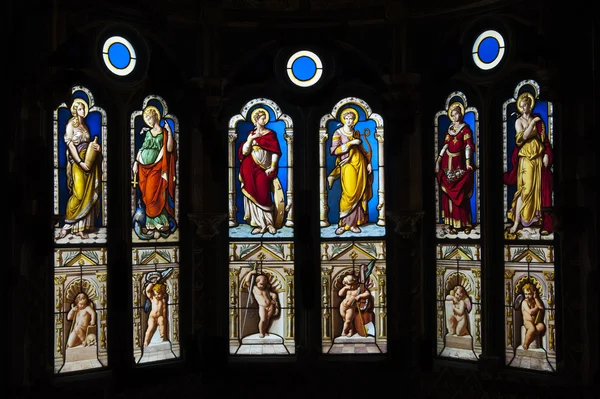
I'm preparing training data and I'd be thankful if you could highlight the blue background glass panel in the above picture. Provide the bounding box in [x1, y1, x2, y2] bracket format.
[437, 110, 478, 224]
[107, 42, 131, 69]
[478, 36, 500, 63]
[233, 105, 291, 238]
[291, 56, 317, 81]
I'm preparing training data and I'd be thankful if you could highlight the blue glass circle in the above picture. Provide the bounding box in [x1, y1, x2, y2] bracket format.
[107, 42, 131, 69]
[478, 37, 500, 63]
[291, 56, 317, 81]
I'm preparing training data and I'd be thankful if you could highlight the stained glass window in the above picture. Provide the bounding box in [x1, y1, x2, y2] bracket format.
[130, 95, 181, 364]
[319, 97, 387, 354]
[102, 36, 137, 76]
[228, 98, 295, 355]
[472, 30, 505, 71]
[53, 86, 108, 373]
[434, 92, 482, 361]
[503, 80, 556, 371]
[286, 50, 323, 87]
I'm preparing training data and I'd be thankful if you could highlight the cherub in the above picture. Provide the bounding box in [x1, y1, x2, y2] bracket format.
[66, 292, 96, 348]
[338, 274, 372, 337]
[519, 283, 546, 350]
[445, 285, 472, 336]
[243, 269, 279, 338]
[143, 270, 171, 346]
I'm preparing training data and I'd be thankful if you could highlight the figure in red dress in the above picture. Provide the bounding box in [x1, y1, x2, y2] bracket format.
[435, 103, 476, 235]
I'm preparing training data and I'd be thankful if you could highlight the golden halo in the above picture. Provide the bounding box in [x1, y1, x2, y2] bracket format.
[250, 108, 270, 125]
[448, 101, 465, 117]
[143, 105, 162, 127]
[339, 107, 359, 124]
[516, 92, 536, 114]
[71, 98, 89, 118]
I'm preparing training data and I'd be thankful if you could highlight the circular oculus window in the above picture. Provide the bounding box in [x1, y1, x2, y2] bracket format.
[102, 36, 137, 76]
[286, 50, 323, 87]
[472, 30, 505, 70]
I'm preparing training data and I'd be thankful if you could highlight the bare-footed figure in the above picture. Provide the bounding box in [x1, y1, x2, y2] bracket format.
[243, 270, 279, 338]
[238, 109, 283, 236]
[521, 283, 545, 350]
[67, 292, 96, 348]
[58, 98, 102, 242]
[445, 285, 471, 336]
[338, 275, 371, 337]
[504, 92, 553, 236]
[144, 278, 169, 346]
[328, 109, 373, 236]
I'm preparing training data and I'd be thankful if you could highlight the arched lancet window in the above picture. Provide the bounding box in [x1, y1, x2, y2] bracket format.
[227, 98, 296, 355]
[130, 95, 181, 364]
[53, 85, 108, 373]
[433, 91, 482, 361]
[319, 97, 388, 354]
[502, 79, 556, 372]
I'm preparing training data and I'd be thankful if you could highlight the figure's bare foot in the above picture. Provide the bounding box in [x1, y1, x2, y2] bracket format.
[267, 225, 276, 234]
[449, 228, 457, 235]
[58, 229, 68, 239]
[464, 227, 472, 234]
[350, 226, 361, 233]
[251, 228, 262, 234]
[346, 331, 353, 337]
[509, 224, 518, 234]
[79, 232, 89, 239]
[335, 227, 345, 235]
[259, 333, 265, 338]
[523, 343, 529, 350]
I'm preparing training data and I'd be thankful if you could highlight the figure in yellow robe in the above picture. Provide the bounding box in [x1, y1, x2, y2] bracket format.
[328, 110, 373, 235]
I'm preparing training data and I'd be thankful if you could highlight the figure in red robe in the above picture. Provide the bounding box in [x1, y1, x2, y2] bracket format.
[238, 109, 283, 235]
[435, 104, 476, 235]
